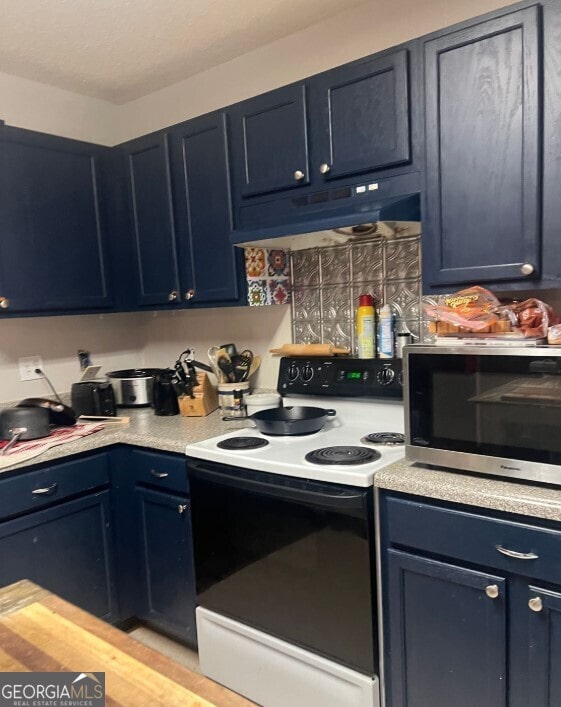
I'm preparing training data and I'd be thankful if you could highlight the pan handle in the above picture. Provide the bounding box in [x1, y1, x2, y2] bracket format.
[325, 409, 337, 416]
[1, 430, 24, 456]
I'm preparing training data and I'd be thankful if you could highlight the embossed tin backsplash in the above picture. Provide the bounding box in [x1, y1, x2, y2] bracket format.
[290, 234, 422, 354]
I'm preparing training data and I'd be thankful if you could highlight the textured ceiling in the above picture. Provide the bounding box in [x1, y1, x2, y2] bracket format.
[0, 0, 368, 103]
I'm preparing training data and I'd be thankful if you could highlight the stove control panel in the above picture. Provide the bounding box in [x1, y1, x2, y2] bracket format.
[278, 357, 403, 398]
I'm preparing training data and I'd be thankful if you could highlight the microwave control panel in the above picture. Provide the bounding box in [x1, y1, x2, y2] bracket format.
[277, 357, 403, 398]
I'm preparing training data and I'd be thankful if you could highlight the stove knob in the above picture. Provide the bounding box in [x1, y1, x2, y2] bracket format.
[377, 367, 395, 386]
[398, 370, 404, 387]
[301, 365, 314, 382]
[287, 364, 299, 382]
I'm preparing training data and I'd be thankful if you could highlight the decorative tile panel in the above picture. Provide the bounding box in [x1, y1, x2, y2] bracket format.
[291, 234, 422, 353]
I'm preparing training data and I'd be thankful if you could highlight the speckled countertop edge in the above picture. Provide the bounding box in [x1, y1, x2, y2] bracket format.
[0, 406, 251, 474]
[374, 460, 561, 522]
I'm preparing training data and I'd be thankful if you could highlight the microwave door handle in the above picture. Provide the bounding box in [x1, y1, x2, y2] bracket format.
[187, 459, 366, 512]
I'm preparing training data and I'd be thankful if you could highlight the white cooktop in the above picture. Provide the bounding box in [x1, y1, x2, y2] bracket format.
[185, 396, 405, 487]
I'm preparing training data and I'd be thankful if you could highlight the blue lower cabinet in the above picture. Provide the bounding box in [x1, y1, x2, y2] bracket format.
[135, 487, 197, 645]
[386, 549, 507, 707]
[527, 584, 561, 707]
[0, 490, 118, 621]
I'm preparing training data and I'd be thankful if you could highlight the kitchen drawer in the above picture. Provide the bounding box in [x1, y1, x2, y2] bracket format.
[384, 495, 561, 585]
[0, 453, 110, 519]
[130, 448, 188, 493]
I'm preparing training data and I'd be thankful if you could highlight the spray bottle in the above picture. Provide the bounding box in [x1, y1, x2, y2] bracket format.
[356, 294, 375, 359]
[378, 304, 395, 358]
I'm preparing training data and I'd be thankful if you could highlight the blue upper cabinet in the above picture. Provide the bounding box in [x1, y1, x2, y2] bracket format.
[0, 124, 113, 313]
[121, 132, 182, 307]
[228, 43, 421, 240]
[311, 48, 411, 181]
[170, 112, 244, 305]
[229, 85, 310, 198]
[422, 5, 542, 290]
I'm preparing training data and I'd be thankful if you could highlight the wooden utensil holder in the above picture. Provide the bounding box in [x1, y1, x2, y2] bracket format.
[178, 373, 219, 417]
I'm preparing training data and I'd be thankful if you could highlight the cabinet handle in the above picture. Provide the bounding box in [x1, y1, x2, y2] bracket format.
[184, 290, 195, 301]
[520, 263, 535, 276]
[319, 163, 331, 175]
[178, 503, 188, 514]
[485, 584, 500, 599]
[529, 596, 543, 612]
[495, 545, 539, 560]
[0, 297, 9, 310]
[293, 170, 305, 181]
[150, 469, 169, 479]
[168, 290, 179, 302]
[32, 483, 58, 496]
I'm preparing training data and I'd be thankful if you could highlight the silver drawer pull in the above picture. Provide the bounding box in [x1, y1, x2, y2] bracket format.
[150, 469, 169, 478]
[496, 545, 539, 560]
[178, 504, 188, 515]
[32, 483, 58, 496]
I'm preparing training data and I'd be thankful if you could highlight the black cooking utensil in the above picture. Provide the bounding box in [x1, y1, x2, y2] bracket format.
[220, 343, 237, 359]
[233, 350, 254, 382]
[250, 406, 336, 436]
[217, 349, 236, 383]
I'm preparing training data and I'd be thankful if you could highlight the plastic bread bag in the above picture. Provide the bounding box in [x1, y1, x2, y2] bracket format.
[548, 323, 561, 345]
[513, 299, 559, 338]
[423, 286, 503, 332]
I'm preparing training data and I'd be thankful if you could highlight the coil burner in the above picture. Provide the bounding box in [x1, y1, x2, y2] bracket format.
[305, 446, 381, 466]
[217, 437, 270, 450]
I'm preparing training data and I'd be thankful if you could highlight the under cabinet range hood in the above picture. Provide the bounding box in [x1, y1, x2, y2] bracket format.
[233, 189, 421, 250]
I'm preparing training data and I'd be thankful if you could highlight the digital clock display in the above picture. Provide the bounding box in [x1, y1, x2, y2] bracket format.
[346, 371, 363, 380]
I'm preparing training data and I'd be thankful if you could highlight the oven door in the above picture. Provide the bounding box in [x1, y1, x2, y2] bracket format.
[188, 458, 377, 675]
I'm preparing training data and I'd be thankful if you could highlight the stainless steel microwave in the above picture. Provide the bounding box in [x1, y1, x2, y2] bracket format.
[405, 346, 561, 486]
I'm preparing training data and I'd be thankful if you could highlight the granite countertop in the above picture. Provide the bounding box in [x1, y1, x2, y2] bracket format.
[374, 459, 561, 522]
[1, 407, 251, 473]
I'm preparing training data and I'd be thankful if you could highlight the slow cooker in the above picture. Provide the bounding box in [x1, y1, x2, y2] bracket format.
[107, 368, 166, 407]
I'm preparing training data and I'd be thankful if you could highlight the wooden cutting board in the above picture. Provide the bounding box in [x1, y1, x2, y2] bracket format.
[270, 343, 351, 356]
[0, 580, 253, 707]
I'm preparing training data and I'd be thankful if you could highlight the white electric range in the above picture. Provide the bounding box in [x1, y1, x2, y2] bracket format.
[185, 357, 405, 707]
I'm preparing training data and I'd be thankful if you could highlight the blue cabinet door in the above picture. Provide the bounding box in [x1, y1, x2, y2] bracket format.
[386, 549, 507, 707]
[526, 584, 561, 707]
[121, 132, 181, 306]
[136, 487, 197, 645]
[422, 6, 541, 289]
[0, 491, 118, 622]
[0, 125, 112, 313]
[229, 84, 310, 197]
[170, 113, 244, 304]
[312, 48, 411, 181]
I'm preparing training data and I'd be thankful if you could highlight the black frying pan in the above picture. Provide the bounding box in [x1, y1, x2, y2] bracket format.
[250, 406, 336, 436]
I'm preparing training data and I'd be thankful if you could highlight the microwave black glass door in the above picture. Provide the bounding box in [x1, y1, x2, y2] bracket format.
[409, 353, 561, 464]
[188, 460, 376, 675]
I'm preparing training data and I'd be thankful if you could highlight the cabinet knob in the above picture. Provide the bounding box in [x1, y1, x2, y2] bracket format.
[178, 503, 188, 515]
[0, 297, 9, 310]
[184, 289, 195, 301]
[168, 290, 179, 302]
[293, 170, 305, 181]
[529, 596, 543, 612]
[520, 263, 535, 276]
[319, 163, 331, 175]
[485, 584, 500, 599]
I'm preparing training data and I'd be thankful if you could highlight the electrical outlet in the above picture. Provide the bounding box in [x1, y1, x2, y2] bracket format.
[19, 356, 44, 381]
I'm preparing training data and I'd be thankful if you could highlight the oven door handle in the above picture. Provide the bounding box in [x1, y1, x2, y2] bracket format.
[187, 459, 367, 512]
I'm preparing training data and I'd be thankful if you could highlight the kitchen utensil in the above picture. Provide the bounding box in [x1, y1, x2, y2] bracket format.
[152, 369, 180, 416]
[107, 369, 166, 407]
[248, 355, 261, 378]
[207, 347, 221, 380]
[220, 343, 237, 359]
[17, 398, 76, 426]
[217, 349, 236, 383]
[0, 407, 50, 454]
[233, 350, 254, 382]
[250, 406, 336, 436]
[269, 344, 351, 357]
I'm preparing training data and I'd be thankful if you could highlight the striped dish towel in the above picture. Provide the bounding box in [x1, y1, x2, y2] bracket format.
[0, 423, 106, 470]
